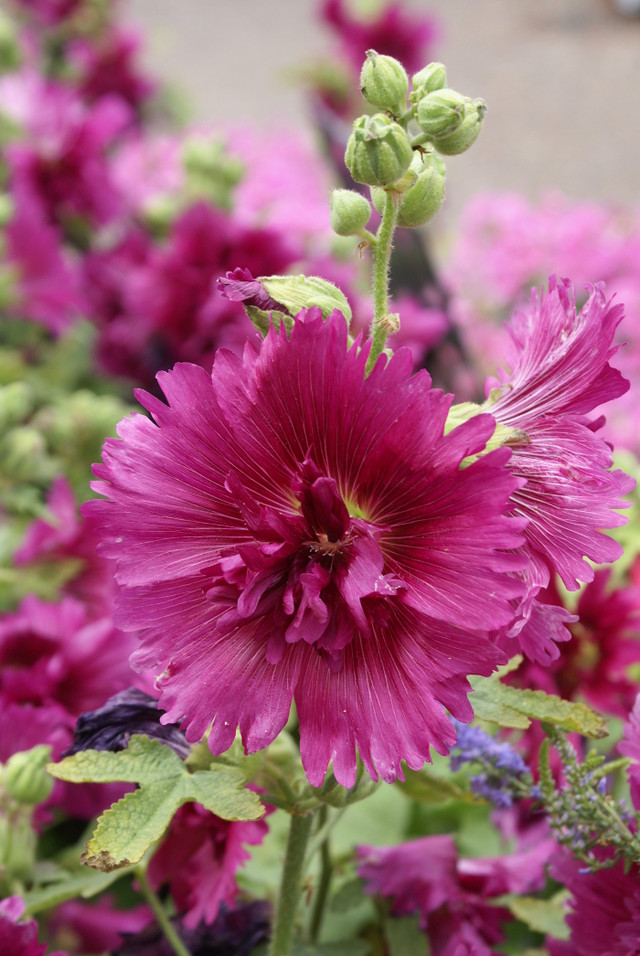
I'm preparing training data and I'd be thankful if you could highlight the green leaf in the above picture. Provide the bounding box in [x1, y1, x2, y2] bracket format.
[329, 877, 367, 914]
[470, 672, 608, 739]
[291, 942, 371, 956]
[385, 915, 428, 955]
[48, 735, 264, 871]
[507, 892, 570, 941]
[397, 766, 471, 804]
[23, 867, 126, 915]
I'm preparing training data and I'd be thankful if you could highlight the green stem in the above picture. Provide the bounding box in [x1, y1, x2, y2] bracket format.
[135, 866, 191, 956]
[267, 811, 316, 956]
[367, 189, 399, 373]
[309, 807, 333, 943]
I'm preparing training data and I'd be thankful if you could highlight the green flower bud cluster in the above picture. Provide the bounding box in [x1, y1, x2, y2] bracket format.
[341, 51, 486, 232]
[410, 62, 486, 155]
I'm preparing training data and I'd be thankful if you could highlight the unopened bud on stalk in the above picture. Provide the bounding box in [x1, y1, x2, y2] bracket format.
[360, 49, 409, 115]
[416, 88, 468, 138]
[4, 746, 53, 805]
[330, 189, 372, 236]
[410, 61, 447, 99]
[371, 151, 446, 228]
[431, 98, 486, 155]
[345, 114, 414, 187]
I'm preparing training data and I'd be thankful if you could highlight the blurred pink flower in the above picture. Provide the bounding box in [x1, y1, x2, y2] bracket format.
[147, 802, 268, 928]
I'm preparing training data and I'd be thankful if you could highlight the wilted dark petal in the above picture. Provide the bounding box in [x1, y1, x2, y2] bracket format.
[64, 688, 190, 758]
[112, 900, 271, 956]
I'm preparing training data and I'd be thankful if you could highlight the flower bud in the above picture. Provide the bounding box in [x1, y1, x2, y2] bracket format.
[4, 746, 54, 805]
[261, 274, 353, 323]
[416, 88, 468, 138]
[359, 49, 409, 114]
[345, 114, 414, 187]
[431, 98, 486, 155]
[371, 151, 446, 228]
[0, 381, 34, 431]
[329, 188, 372, 236]
[411, 62, 447, 98]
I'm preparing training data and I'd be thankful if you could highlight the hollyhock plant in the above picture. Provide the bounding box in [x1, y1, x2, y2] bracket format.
[84, 308, 527, 788]
[548, 849, 640, 956]
[356, 832, 554, 954]
[0, 895, 67, 956]
[147, 801, 270, 928]
[483, 278, 634, 662]
[0, 593, 135, 718]
[511, 570, 640, 719]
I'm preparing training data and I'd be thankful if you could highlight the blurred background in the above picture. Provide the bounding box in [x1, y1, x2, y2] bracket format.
[125, 0, 640, 227]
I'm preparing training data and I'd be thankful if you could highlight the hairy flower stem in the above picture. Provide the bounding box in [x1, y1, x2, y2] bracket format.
[267, 810, 316, 956]
[366, 189, 399, 373]
[308, 806, 333, 943]
[135, 865, 191, 956]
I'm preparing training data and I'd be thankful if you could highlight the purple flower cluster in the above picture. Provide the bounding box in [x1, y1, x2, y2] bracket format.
[450, 719, 537, 807]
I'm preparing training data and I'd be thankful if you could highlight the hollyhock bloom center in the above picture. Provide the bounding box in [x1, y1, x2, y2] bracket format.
[211, 458, 404, 669]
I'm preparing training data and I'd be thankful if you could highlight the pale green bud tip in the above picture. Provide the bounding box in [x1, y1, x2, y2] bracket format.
[345, 114, 413, 187]
[416, 88, 469, 138]
[4, 745, 54, 805]
[359, 49, 409, 114]
[411, 61, 447, 97]
[431, 98, 486, 155]
[329, 189, 371, 236]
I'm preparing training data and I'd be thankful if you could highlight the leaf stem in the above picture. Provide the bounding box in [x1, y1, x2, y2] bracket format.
[267, 810, 316, 956]
[135, 865, 191, 956]
[366, 189, 399, 373]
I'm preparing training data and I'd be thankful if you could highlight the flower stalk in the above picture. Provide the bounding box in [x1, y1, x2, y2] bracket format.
[367, 189, 399, 372]
[134, 864, 191, 956]
[267, 809, 316, 956]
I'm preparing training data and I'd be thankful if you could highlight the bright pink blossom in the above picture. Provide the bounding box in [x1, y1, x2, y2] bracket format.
[549, 850, 640, 956]
[357, 832, 553, 955]
[0, 895, 67, 955]
[0, 594, 135, 718]
[147, 802, 269, 928]
[85, 309, 527, 786]
[321, 0, 439, 76]
[487, 279, 633, 661]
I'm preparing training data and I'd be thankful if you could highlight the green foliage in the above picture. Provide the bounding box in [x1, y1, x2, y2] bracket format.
[507, 892, 570, 941]
[49, 735, 264, 871]
[470, 662, 608, 738]
[384, 915, 428, 955]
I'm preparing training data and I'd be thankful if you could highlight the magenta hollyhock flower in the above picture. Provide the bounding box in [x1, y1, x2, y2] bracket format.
[548, 850, 640, 956]
[7, 0, 81, 26]
[48, 898, 152, 955]
[0, 896, 67, 956]
[0, 594, 135, 719]
[321, 0, 439, 76]
[357, 832, 553, 954]
[67, 28, 156, 114]
[147, 802, 269, 928]
[5, 79, 131, 232]
[487, 278, 633, 662]
[618, 692, 640, 811]
[88, 203, 297, 389]
[5, 176, 86, 333]
[14, 476, 119, 616]
[512, 570, 640, 718]
[85, 308, 526, 786]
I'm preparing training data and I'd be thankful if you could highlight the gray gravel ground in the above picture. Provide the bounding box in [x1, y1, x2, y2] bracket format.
[125, 0, 640, 227]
